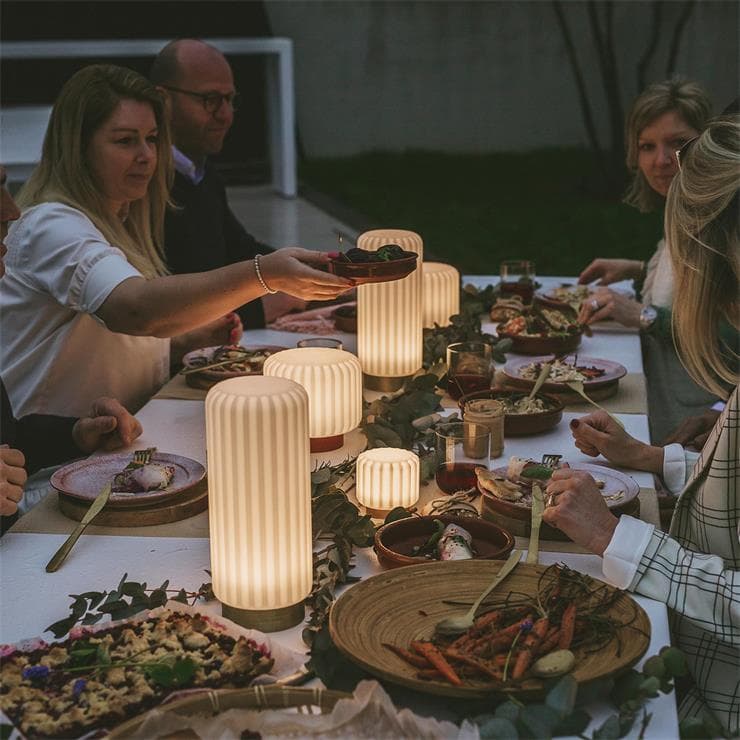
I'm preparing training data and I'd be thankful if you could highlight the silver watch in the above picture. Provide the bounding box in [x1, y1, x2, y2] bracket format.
[639, 305, 658, 332]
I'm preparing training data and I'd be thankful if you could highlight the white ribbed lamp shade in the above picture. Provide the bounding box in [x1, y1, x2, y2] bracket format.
[356, 447, 420, 517]
[205, 376, 312, 631]
[263, 348, 362, 452]
[357, 229, 424, 391]
[423, 262, 460, 328]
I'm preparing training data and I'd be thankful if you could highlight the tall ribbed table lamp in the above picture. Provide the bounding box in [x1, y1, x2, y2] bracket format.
[205, 376, 312, 632]
[357, 229, 424, 392]
[422, 262, 460, 328]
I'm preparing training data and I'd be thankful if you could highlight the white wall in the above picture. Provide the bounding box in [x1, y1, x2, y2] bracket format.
[266, 0, 738, 156]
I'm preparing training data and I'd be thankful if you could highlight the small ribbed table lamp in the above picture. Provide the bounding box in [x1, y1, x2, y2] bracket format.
[356, 447, 420, 518]
[205, 376, 312, 632]
[263, 347, 362, 453]
[357, 229, 423, 392]
[422, 262, 460, 328]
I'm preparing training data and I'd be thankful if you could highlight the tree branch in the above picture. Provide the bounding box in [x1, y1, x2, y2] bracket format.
[666, 0, 696, 77]
[552, 0, 604, 166]
[637, 1, 663, 91]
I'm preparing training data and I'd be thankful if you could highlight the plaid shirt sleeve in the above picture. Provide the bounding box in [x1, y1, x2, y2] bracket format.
[630, 528, 740, 646]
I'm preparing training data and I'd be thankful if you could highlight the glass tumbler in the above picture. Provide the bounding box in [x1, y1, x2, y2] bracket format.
[435, 422, 491, 495]
[499, 260, 536, 304]
[296, 337, 344, 350]
[446, 341, 493, 400]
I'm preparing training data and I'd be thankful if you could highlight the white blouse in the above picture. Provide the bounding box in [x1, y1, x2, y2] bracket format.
[0, 202, 170, 418]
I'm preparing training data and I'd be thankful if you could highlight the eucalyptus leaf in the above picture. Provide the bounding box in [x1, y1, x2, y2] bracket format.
[544, 674, 578, 718]
[477, 716, 519, 739]
[592, 713, 622, 739]
[494, 701, 521, 722]
[552, 708, 591, 736]
[384, 507, 412, 524]
[516, 703, 560, 738]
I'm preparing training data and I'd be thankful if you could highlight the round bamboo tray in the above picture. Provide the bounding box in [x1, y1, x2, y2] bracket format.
[108, 685, 351, 738]
[329, 560, 650, 699]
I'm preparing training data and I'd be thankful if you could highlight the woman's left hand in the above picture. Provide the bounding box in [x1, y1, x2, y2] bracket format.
[72, 397, 143, 453]
[577, 287, 641, 328]
[542, 468, 619, 555]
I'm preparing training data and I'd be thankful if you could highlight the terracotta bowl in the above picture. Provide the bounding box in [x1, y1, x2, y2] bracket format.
[496, 325, 582, 356]
[328, 251, 418, 284]
[374, 514, 515, 570]
[458, 389, 564, 436]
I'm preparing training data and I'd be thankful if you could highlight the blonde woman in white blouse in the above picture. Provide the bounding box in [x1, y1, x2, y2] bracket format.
[0, 65, 352, 418]
[544, 117, 739, 735]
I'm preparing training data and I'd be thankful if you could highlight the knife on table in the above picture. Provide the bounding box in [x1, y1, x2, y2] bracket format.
[45, 482, 112, 573]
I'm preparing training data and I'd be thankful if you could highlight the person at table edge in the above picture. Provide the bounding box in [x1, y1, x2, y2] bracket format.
[150, 38, 307, 329]
[545, 118, 739, 735]
[0, 165, 143, 534]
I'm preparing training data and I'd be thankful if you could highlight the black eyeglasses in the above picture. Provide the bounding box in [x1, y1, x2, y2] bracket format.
[162, 85, 241, 113]
[676, 136, 699, 171]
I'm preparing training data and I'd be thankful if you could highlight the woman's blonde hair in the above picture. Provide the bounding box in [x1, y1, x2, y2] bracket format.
[624, 78, 712, 213]
[666, 116, 739, 398]
[17, 64, 172, 278]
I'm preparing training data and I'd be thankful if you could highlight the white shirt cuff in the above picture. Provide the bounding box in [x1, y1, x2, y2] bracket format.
[662, 443, 688, 494]
[602, 515, 655, 589]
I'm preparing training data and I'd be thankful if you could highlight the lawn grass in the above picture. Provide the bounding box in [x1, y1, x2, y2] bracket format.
[300, 150, 664, 276]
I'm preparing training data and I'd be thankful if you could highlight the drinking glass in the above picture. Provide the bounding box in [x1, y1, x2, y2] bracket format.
[446, 341, 492, 400]
[435, 422, 491, 494]
[500, 260, 536, 304]
[296, 337, 344, 350]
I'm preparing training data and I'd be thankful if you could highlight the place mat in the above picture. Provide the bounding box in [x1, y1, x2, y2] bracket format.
[495, 371, 647, 415]
[154, 373, 208, 401]
[10, 488, 211, 538]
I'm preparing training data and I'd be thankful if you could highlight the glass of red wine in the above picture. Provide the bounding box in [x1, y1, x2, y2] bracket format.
[435, 422, 491, 495]
[499, 260, 536, 304]
[446, 341, 492, 400]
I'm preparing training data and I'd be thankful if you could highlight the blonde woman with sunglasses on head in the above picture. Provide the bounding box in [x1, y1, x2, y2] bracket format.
[0, 65, 352, 419]
[544, 117, 739, 736]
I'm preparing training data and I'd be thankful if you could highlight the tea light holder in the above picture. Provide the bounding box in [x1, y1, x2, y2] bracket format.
[356, 447, 420, 518]
[263, 347, 362, 453]
[422, 262, 460, 328]
[205, 376, 312, 632]
[357, 229, 423, 392]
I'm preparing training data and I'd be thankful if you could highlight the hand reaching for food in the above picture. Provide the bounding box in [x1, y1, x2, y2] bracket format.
[578, 258, 644, 286]
[170, 312, 243, 368]
[576, 287, 641, 327]
[71, 397, 143, 453]
[259, 248, 355, 300]
[0, 446, 26, 517]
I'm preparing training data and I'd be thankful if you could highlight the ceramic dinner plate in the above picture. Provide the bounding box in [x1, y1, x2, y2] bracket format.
[329, 560, 650, 699]
[50, 452, 206, 507]
[182, 345, 287, 381]
[503, 355, 627, 391]
[479, 462, 639, 520]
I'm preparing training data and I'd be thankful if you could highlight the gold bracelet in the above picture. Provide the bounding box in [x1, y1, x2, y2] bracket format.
[254, 254, 277, 294]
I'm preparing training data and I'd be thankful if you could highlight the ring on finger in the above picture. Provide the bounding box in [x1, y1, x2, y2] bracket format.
[590, 298, 600, 311]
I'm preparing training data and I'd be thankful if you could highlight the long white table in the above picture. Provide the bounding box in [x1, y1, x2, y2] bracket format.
[1, 275, 677, 736]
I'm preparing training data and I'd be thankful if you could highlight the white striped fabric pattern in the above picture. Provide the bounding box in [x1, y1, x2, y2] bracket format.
[205, 376, 312, 611]
[356, 447, 420, 512]
[262, 348, 362, 438]
[357, 229, 424, 378]
[422, 262, 461, 328]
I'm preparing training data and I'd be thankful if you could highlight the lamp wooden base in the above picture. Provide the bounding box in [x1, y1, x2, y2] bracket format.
[221, 602, 305, 632]
[363, 373, 413, 392]
[364, 505, 393, 519]
[309, 434, 344, 453]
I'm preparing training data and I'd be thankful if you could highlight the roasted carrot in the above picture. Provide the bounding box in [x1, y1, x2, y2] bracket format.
[382, 643, 431, 669]
[558, 604, 577, 649]
[512, 617, 549, 680]
[490, 615, 535, 652]
[444, 649, 503, 681]
[416, 668, 445, 681]
[410, 641, 463, 686]
[473, 610, 500, 631]
[536, 626, 560, 656]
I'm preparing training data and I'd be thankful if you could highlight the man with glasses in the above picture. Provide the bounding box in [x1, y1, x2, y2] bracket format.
[151, 39, 305, 328]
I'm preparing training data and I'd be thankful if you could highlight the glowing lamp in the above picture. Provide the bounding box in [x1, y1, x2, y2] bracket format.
[422, 262, 460, 328]
[205, 376, 312, 631]
[357, 229, 424, 392]
[263, 347, 362, 452]
[356, 447, 420, 518]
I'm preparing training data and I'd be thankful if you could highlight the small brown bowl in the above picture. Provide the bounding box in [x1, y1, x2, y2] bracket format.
[328, 251, 418, 284]
[374, 514, 515, 570]
[332, 303, 357, 333]
[496, 325, 582, 356]
[458, 389, 564, 436]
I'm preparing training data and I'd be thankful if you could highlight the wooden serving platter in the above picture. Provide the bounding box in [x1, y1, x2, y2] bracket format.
[330, 560, 650, 700]
[58, 478, 208, 526]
